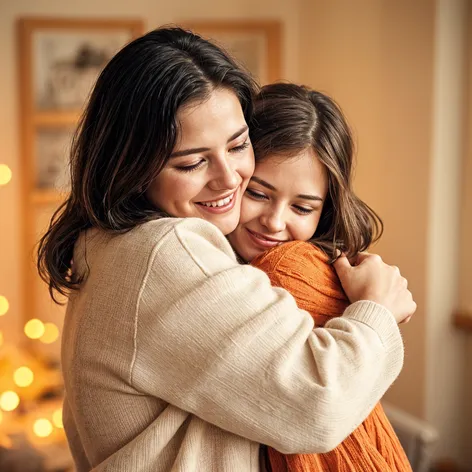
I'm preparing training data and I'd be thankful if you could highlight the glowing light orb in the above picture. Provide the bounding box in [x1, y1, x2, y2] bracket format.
[14, 366, 34, 387]
[52, 408, 63, 428]
[40, 322, 59, 344]
[0, 391, 20, 411]
[0, 296, 9, 316]
[0, 165, 12, 186]
[24, 319, 45, 339]
[33, 418, 53, 437]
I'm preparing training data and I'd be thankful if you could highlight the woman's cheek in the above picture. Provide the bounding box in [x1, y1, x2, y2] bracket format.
[239, 197, 261, 225]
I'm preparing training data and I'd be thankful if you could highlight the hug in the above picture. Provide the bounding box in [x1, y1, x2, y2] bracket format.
[37, 26, 416, 472]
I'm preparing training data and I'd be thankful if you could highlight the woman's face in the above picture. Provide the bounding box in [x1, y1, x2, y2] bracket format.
[227, 148, 329, 262]
[147, 88, 255, 235]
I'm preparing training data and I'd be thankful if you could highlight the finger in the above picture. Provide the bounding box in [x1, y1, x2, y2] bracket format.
[332, 255, 352, 275]
[354, 252, 373, 264]
[347, 255, 358, 266]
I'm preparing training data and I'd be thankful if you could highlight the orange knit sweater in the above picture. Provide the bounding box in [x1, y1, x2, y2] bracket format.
[252, 241, 412, 472]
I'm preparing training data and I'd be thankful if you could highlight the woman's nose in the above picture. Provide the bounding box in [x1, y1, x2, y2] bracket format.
[208, 158, 240, 191]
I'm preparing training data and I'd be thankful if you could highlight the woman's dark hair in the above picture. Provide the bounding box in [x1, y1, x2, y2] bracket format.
[37, 26, 258, 302]
[249, 83, 383, 261]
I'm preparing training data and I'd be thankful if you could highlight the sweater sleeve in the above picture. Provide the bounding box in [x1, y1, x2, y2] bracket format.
[133, 218, 404, 454]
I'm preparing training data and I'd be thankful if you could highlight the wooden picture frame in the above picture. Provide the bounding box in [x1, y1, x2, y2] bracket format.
[181, 20, 282, 85]
[17, 18, 143, 349]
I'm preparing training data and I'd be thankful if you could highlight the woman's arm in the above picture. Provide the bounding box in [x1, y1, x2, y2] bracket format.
[133, 218, 404, 454]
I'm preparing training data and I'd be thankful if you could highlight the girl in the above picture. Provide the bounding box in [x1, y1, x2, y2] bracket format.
[228, 83, 411, 471]
[37, 28, 415, 471]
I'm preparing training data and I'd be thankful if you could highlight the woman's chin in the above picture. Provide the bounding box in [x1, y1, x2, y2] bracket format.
[208, 214, 240, 236]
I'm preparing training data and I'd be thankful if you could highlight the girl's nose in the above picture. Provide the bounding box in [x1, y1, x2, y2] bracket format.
[260, 208, 286, 233]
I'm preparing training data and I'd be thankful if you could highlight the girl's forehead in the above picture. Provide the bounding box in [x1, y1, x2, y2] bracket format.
[252, 150, 329, 198]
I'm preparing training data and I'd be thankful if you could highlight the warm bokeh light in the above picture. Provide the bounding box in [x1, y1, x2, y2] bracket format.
[52, 408, 63, 428]
[39, 322, 60, 344]
[0, 164, 12, 186]
[0, 391, 20, 412]
[0, 410, 3, 424]
[0, 331, 3, 347]
[24, 319, 45, 339]
[33, 418, 53, 438]
[13, 366, 34, 387]
[0, 296, 9, 316]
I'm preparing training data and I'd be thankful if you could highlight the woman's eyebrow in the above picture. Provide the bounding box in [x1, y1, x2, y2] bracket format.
[170, 125, 249, 158]
[250, 176, 323, 201]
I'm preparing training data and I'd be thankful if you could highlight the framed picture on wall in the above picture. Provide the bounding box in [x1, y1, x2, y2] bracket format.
[18, 18, 143, 197]
[181, 20, 282, 85]
[34, 30, 132, 110]
[22, 19, 143, 111]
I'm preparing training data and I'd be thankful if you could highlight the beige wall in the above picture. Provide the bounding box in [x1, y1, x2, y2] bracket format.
[460, 2, 472, 467]
[299, 0, 434, 417]
[460, 5, 472, 314]
[299, 0, 469, 466]
[425, 0, 468, 463]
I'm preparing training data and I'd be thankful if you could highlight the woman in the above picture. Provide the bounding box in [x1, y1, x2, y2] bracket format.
[37, 27, 416, 471]
[228, 83, 411, 471]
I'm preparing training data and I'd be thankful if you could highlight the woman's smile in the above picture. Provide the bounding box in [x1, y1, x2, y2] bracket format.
[195, 190, 237, 213]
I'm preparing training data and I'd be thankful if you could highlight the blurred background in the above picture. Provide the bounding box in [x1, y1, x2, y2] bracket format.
[0, 0, 471, 471]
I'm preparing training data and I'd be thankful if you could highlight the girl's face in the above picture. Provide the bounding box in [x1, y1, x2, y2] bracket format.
[228, 149, 329, 262]
[147, 88, 255, 235]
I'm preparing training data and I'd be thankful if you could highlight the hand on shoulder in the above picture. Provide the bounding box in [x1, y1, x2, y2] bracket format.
[333, 252, 416, 324]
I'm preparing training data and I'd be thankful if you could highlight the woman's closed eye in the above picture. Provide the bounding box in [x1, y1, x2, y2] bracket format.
[175, 141, 250, 173]
[176, 160, 205, 173]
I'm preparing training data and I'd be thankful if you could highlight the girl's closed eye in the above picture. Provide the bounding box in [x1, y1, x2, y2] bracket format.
[245, 188, 268, 200]
[230, 141, 250, 153]
[293, 205, 314, 215]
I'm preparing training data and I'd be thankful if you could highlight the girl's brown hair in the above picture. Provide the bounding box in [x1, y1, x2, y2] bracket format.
[37, 26, 258, 302]
[250, 83, 383, 260]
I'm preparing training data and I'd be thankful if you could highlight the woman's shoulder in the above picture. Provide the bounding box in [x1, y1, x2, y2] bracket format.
[115, 217, 231, 251]
[77, 217, 236, 271]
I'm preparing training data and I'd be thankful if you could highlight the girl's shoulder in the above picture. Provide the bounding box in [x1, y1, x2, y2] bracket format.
[252, 241, 330, 272]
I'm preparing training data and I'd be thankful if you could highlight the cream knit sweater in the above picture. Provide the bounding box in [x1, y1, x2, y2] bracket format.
[61, 217, 404, 472]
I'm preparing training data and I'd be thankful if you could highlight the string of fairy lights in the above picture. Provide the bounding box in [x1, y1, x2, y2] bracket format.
[0, 163, 63, 442]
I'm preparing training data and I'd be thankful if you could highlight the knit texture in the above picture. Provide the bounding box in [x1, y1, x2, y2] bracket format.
[252, 241, 412, 472]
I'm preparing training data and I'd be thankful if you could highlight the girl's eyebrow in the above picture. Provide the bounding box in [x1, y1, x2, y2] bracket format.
[250, 176, 324, 202]
[170, 125, 248, 158]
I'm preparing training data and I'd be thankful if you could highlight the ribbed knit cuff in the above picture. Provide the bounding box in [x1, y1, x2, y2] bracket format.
[342, 300, 404, 355]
